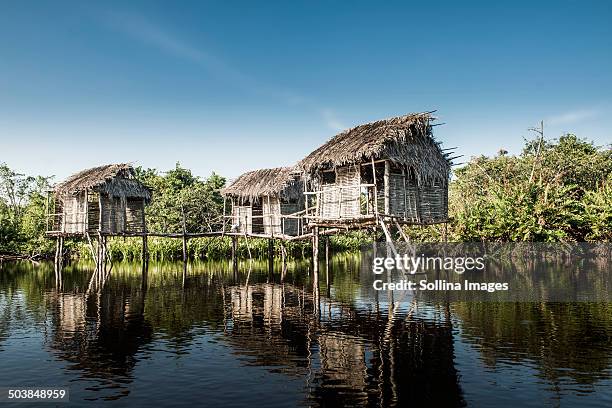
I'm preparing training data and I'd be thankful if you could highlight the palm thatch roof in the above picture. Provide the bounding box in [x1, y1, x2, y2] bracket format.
[300, 112, 451, 183]
[55, 163, 151, 201]
[222, 167, 302, 202]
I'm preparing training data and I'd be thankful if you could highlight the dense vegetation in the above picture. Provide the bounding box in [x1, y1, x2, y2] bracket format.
[408, 134, 611, 242]
[1, 133, 610, 259]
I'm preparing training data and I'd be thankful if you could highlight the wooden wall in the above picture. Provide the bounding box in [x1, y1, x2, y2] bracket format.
[61, 192, 87, 234]
[58, 192, 146, 235]
[263, 197, 281, 236]
[320, 165, 361, 219]
[233, 205, 253, 234]
[314, 161, 448, 224]
[232, 196, 302, 236]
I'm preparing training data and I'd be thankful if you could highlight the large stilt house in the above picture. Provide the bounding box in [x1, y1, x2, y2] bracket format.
[222, 167, 305, 237]
[300, 113, 451, 228]
[47, 164, 151, 236]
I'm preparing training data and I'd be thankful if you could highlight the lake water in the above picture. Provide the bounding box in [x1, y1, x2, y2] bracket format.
[1, 254, 612, 407]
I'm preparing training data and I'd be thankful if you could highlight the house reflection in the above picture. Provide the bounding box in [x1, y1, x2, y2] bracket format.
[43, 264, 464, 406]
[224, 282, 465, 407]
[46, 285, 152, 401]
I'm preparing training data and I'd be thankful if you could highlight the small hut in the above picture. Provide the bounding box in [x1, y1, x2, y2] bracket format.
[221, 167, 304, 237]
[300, 112, 451, 227]
[47, 163, 151, 236]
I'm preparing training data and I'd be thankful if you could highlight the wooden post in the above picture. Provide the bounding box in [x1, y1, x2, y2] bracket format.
[58, 237, 64, 267]
[268, 238, 274, 276]
[222, 197, 227, 233]
[54, 237, 60, 275]
[83, 190, 89, 234]
[231, 235, 238, 273]
[384, 160, 390, 216]
[181, 204, 188, 265]
[371, 157, 378, 215]
[312, 227, 320, 317]
[56, 236, 64, 290]
[280, 242, 287, 279]
[101, 235, 106, 272]
[325, 236, 330, 296]
[141, 233, 148, 284]
[402, 166, 408, 220]
[98, 193, 103, 234]
[141, 199, 148, 267]
[312, 226, 319, 276]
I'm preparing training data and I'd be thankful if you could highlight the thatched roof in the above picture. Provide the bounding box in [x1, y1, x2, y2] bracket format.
[55, 163, 151, 201]
[300, 112, 451, 183]
[222, 167, 302, 202]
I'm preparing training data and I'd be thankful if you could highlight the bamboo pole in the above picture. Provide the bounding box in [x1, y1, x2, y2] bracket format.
[402, 166, 408, 220]
[141, 199, 148, 268]
[231, 236, 238, 273]
[378, 218, 402, 271]
[83, 190, 89, 234]
[372, 157, 378, 215]
[268, 238, 274, 276]
[384, 160, 390, 216]
[181, 204, 188, 264]
[98, 193, 103, 234]
[222, 197, 227, 234]
[325, 236, 330, 296]
[312, 226, 319, 276]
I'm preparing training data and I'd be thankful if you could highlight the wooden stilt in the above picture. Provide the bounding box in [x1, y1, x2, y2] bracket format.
[325, 236, 330, 297]
[312, 226, 320, 277]
[142, 235, 148, 264]
[312, 227, 320, 317]
[268, 238, 274, 276]
[54, 237, 60, 269]
[378, 218, 403, 272]
[86, 232, 98, 269]
[57, 237, 64, 289]
[280, 242, 287, 282]
[384, 160, 390, 215]
[54, 237, 60, 285]
[141, 238, 148, 291]
[181, 204, 188, 265]
[100, 235, 107, 275]
[231, 236, 238, 273]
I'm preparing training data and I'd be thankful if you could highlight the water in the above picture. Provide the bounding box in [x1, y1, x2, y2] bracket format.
[1, 255, 612, 407]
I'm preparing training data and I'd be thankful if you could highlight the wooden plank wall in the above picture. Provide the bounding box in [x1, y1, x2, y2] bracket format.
[320, 165, 361, 219]
[61, 192, 86, 234]
[263, 197, 281, 236]
[233, 205, 252, 234]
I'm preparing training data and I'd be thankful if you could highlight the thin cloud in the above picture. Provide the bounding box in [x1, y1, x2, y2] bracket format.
[100, 12, 344, 131]
[546, 109, 600, 126]
[321, 109, 346, 132]
[102, 12, 256, 91]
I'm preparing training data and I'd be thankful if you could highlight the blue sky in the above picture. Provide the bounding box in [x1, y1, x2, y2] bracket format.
[1, 0, 610, 182]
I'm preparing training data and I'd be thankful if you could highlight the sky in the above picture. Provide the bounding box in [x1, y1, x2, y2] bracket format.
[0, 0, 610, 183]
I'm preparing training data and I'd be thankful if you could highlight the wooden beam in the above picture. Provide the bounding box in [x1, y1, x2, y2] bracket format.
[372, 157, 378, 215]
[384, 160, 390, 216]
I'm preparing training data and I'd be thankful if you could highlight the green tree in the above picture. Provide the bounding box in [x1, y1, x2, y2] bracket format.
[135, 163, 226, 234]
[0, 163, 53, 254]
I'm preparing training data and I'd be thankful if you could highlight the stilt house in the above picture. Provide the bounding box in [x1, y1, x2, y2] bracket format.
[47, 164, 151, 236]
[300, 112, 451, 228]
[222, 167, 304, 237]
